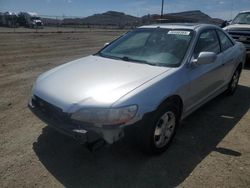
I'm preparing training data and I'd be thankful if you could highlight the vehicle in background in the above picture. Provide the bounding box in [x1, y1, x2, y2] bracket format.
[0, 12, 18, 27]
[29, 24, 246, 155]
[18, 12, 43, 29]
[224, 11, 250, 55]
[0, 12, 3, 26]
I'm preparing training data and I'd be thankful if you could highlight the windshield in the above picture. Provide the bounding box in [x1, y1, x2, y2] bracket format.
[98, 28, 193, 67]
[232, 12, 250, 24]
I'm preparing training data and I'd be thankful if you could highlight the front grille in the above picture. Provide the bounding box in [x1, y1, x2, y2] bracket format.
[30, 96, 99, 141]
[31, 95, 94, 131]
[32, 96, 70, 122]
[228, 31, 250, 45]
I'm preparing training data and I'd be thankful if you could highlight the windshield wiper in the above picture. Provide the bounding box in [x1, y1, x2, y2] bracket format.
[97, 52, 122, 61]
[121, 56, 157, 66]
[98, 53, 164, 67]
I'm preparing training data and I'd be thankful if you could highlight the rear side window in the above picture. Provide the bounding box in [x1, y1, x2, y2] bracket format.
[217, 30, 234, 51]
[194, 30, 220, 58]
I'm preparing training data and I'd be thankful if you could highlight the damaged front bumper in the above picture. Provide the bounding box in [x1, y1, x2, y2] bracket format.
[28, 96, 125, 145]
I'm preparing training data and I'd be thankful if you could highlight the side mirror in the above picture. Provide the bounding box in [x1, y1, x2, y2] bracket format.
[194, 52, 217, 65]
[104, 42, 109, 47]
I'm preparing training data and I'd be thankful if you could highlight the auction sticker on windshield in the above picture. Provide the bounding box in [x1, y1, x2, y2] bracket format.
[168, 30, 190, 35]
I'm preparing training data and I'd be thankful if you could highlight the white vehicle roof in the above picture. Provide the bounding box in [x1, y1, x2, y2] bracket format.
[27, 12, 38, 16]
[239, 10, 250, 13]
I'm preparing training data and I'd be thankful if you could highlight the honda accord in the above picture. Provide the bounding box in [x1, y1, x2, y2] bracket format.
[29, 23, 246, 154]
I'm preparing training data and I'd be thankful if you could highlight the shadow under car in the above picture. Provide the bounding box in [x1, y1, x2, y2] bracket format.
[33, 85, 250, 188]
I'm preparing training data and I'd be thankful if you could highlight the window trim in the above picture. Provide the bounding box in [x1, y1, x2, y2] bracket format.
[193, 29, 221, 58]
[216, 29, 234, 52]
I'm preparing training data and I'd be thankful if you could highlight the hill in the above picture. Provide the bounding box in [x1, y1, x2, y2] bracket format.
[41, 10, 224, 27]
[81, 11, 139, 26]
[142, 10, 224, 25]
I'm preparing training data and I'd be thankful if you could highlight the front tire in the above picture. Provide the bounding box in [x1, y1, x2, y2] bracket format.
[140, 102, 180, 155]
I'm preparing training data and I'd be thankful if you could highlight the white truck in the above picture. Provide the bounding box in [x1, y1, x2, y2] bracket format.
[18, 12, 43, 28]
[224, 11, 250, 55]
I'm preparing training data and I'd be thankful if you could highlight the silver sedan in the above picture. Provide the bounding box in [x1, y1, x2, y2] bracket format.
[29, 23, 246, 154]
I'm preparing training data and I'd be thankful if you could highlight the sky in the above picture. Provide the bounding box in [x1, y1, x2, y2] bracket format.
[0, 0, 250, 20]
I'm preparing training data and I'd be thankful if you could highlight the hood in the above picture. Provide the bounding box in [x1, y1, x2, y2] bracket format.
[224, 24, 250, 31]
[33, 55, 169, 112]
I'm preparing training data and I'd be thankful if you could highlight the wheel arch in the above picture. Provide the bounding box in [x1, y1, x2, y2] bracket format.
[237, 62, 243, 73]
[156, 95, 183, 119]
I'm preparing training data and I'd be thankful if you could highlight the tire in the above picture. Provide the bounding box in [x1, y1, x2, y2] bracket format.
[139, 102, 180, 155]
[226, 68, 241, 95]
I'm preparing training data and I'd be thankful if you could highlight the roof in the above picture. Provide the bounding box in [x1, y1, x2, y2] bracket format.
[139, 23, 217, 30]
[239, 10, 250, 13]
[27, 12, 38, 16]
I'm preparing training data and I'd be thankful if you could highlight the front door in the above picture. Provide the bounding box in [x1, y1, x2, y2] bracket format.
[185, 29, 225, 113]
[216, 30, 236, 84]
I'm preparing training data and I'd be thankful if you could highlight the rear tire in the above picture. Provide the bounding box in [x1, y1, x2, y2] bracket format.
[139, 102, 180, 155]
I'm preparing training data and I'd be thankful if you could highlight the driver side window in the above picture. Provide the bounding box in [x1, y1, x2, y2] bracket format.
[194, 30, 220, 58]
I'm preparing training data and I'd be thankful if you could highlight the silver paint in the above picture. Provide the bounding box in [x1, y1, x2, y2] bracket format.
[31, 24, 246, 144]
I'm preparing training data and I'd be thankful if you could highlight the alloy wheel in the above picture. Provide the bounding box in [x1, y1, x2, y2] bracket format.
[154, 111, 176, 148]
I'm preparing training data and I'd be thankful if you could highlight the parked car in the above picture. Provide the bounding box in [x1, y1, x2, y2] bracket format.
[29, 23, 246, 154]
[224, 11, 250, 55]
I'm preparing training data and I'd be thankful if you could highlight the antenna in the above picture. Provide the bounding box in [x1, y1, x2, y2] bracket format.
[161, 0, 164, 19]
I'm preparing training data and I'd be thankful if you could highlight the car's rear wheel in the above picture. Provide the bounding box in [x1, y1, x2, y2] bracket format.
[140, 102, 180, 155]
[226, 68, 240, 95]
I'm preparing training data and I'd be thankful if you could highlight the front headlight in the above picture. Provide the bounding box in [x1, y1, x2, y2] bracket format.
[71, 105, 138, 125]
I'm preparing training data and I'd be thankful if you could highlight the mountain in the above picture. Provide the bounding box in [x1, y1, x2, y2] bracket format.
[168, 10, 223, 25]
[82, 10, 224, 26]
[169, 10, 211, 20]
[141, 10, 224, 25]
[40, 10, 224, 27]
[81, 11, 139, 26]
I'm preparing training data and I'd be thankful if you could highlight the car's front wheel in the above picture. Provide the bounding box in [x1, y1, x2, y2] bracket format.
[140, 102, 180, 155]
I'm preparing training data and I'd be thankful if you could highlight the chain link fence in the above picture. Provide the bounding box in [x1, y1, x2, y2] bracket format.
[0, 12, 225, 33]
[0, 13, 144, 33]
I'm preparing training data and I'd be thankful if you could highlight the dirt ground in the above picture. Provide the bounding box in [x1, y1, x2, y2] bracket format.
[0, 29, 250, 188]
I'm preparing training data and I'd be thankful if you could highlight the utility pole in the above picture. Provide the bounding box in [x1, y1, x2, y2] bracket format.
[161, 0, 164, 19]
